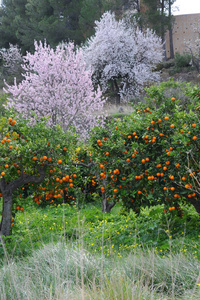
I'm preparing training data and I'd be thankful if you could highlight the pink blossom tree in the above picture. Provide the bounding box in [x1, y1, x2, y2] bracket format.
[4, 41, 105, 137]
[83, 12, 163, 104]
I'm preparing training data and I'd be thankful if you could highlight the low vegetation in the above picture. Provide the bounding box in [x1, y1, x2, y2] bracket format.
[0, 71, 199, 299]
[1, 202, 200, 299]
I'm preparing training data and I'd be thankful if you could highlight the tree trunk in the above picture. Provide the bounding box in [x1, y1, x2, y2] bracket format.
[113, 79, 120, 105]
[162, 34, 167, 61]
[161, 0, 167, 61]
[0, 162, 46, 237]
[168, 0, 174, 59]
[0, 190, 13, 237]
[169, 27, 174, 59]
[190, 198, 200, 216]
[102, 192, 115, 213]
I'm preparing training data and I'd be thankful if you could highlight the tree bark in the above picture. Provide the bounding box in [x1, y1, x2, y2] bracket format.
[161, 0, 167, 61]
[168, 0, 174, 59]
[102, 192, 115, 213]
[190, 197, 200, 216]
[0, 190, 13, 237]
[0, 163, 46, 237]
[113, 79, 120, 105]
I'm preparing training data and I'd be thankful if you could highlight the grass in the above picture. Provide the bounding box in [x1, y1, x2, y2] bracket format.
[1, 241, 200, 299]
[1, 199, 200, 298]
[1, 200, 200, 259]
[1, 201, 200, 298]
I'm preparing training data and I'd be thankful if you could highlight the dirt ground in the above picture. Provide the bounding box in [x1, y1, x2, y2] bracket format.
[160, 68, 200, 85]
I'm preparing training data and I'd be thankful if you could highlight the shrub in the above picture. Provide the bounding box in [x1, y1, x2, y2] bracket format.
[174, 52, 192, 69]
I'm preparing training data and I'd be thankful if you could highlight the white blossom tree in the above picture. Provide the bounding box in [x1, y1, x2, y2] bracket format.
[0, 44, 23, 75]
[83, 11, 163, 104]
[4, 41, 105, 137]
[0, 44, 23, 85]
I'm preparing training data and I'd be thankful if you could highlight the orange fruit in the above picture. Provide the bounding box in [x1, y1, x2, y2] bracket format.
[141, 159, 145, 163]
[106, 152, 109, 156]
[43, 156, 47, 160]
[1, 172, 5, 176]
[58, 159, 62, 164]
[193, 136, 197, 140]
[11, 120, 16, 126]
[32, 157, 37, 161]
[65, 175, 69, 181]
[170, 124, 175, 128]
[171, 97, 175, 101]
[126, 158, 130, 162]
[192, 123, 196, 127]
[164, 116, 169, 120]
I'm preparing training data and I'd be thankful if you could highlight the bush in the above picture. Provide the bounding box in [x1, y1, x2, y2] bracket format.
[174, 52, 192, 69]
[88, 82, 200, 215]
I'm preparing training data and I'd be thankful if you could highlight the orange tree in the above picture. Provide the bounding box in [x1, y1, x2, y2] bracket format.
[89, 91, 200, 215]
[0, 112, 78, 237]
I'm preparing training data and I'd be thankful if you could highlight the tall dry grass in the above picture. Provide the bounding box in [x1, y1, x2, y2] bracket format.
[1, 240, 200, 300]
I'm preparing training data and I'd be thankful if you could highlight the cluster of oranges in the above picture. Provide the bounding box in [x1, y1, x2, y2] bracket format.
[90, 97, 199, 215]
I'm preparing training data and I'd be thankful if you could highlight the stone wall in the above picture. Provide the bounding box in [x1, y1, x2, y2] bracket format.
[165, 14, 200, 59]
